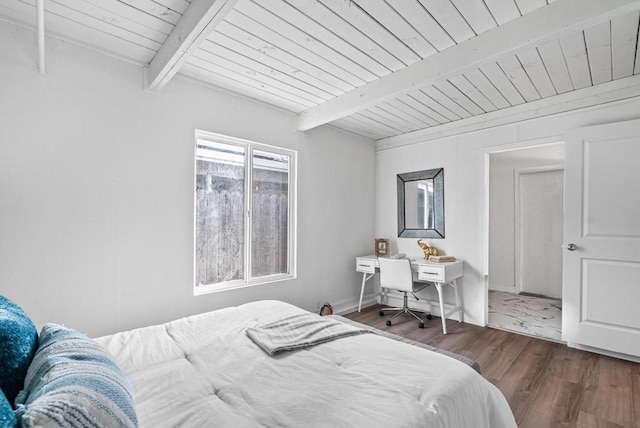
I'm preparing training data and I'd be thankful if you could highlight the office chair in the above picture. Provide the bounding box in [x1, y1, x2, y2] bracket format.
[378, 258, 431, 329]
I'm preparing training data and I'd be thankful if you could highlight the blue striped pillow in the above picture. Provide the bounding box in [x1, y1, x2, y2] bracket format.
[14, 324, 138, 428]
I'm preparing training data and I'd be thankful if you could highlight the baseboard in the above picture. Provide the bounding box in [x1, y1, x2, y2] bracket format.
[488, 285, 516, 293]
[331, 293, 379, 315]
[568, 342, 640, 364]
[330, 291, 462, 322]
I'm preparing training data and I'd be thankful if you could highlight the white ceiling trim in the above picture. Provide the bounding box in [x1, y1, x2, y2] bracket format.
[297, 0, 640, 132]
[375, 74, 640, 151]
[146, 0, 240, 90]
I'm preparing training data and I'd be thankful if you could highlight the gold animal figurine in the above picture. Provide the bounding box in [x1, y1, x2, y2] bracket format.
[417, 239, 439, 259]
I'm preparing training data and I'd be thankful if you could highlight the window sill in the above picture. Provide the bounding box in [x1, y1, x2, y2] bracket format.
[193, 274, 296, 296]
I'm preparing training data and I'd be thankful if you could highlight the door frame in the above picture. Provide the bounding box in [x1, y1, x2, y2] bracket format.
[514, 165, 564, 295]
[482, 138, 565, 325]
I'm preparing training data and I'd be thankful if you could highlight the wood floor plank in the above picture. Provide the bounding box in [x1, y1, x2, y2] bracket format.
[546, 344, 598, 384]
[517, 379, 583, 428]
[576, 411, 626, 428]
[498, 339, 558, 422]
[473, 329, 531, 382]
[344, 305, 640, 428]
[579, 357, 634, 427]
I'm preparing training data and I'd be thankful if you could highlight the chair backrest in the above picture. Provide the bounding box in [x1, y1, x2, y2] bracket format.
[378, 258, 414, 293]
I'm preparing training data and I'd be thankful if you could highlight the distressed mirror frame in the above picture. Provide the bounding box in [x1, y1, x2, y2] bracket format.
[397, 168, 445, 238]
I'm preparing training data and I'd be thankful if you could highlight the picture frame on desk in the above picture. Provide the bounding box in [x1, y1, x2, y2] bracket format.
[375, 238, 390, 257]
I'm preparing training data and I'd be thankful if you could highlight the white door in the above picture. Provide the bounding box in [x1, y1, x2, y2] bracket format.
[563, 119, 640, 357]
[518, 168, 564, 298]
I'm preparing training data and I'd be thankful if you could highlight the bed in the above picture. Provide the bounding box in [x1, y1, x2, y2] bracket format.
[1, 297, 516, 427]
[88, 299, 516, 428]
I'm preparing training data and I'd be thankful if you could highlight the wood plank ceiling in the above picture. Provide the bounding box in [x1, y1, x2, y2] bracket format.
[2, 0, 640, 145]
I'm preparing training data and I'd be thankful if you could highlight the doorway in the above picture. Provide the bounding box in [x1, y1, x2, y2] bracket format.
[487, 143, 565, 342]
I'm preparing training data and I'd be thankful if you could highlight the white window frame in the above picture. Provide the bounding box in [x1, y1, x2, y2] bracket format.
[193, 130, 297, 295]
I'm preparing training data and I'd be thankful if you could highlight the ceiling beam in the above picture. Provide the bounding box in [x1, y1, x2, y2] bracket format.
[297, 0, 640, 132]
[375, 74, 640, 150]
[37, 0, 45, 74]
[146, 0, 240, 90]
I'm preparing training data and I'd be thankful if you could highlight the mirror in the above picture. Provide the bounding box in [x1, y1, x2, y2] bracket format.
[397, 168, 444, 238]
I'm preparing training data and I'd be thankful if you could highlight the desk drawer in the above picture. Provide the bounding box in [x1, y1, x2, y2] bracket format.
[418, 265, 444, 282]
[356, 258, 376, 274]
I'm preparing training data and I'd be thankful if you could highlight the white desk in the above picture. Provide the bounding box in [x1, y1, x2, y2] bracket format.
[355, 255, 464, 334]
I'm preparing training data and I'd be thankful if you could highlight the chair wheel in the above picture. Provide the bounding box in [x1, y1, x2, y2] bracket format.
[386, 320, 391, 326]
[419, 323, 425, 329]
[379, 311, 385, 317]
[426, 314, 433, 320]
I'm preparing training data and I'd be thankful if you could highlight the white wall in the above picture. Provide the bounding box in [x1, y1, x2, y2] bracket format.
[488, 144, 565, 293]
[376, 97, 640, 327]
[0, 21, 376, 337]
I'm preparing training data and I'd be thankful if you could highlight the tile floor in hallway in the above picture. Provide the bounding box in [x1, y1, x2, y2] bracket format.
[488, 290, 562, 342]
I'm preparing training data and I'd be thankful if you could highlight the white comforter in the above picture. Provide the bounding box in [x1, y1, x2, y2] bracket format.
[95, 300, 516, 428]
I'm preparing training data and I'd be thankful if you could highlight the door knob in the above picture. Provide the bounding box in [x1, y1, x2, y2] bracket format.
[566, 243, 578, 251]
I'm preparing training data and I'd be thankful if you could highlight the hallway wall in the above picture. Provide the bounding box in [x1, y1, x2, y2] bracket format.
[488, 144, 565, 293]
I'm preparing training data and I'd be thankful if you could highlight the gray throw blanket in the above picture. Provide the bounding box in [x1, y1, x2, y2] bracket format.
[246, 313, 371, 355]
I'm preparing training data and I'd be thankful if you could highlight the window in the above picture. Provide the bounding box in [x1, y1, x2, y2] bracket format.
[194, 131, 296, 294]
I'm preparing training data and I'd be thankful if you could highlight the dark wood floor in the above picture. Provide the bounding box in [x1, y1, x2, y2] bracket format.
[344, 305, 640, 428]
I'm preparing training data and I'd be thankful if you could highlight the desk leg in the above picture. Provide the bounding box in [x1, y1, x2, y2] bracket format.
[358, 272, 377, 312]
[435, 282, 447, 334]
[453, 279, 463, 323]
[358, 272, 367, 312]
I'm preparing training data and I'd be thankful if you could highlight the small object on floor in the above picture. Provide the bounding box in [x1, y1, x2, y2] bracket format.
[319, 302, 333, 316]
